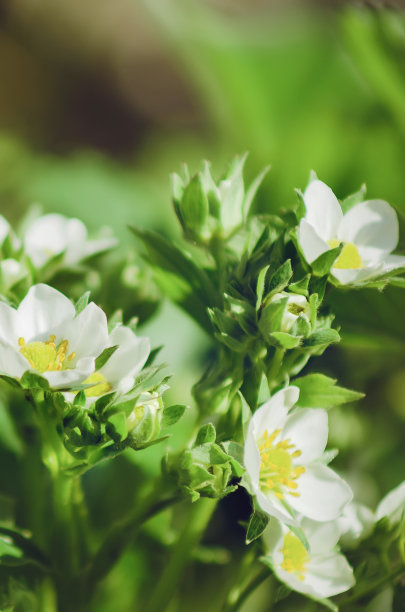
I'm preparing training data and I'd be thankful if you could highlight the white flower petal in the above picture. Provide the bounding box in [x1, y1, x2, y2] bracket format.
[25, 214, 87, 267]
[0, 302, 19, 344]
[282, 408, 328, 464]
[17, 284, 76, 340]
[380, 254, 405, 274]
[376, 480, 405, 526]
[0, 215, 10, 245]
[101, 326, 150, 383]
[306, 552, 355, 598]
[292, 463, 352, 521]
[338, 501, 375, 548]
[0, 341, 29, 378]
[303, 179, 343, 242]
[251, 386, 299, 436]
[297, 219, 330, 264]
[244, 420, 261, 489]
[331, 266, 381, 285]
[64, 302, 109, 359]
[304, 518, 340, 554]
[338, 200, 399, 254]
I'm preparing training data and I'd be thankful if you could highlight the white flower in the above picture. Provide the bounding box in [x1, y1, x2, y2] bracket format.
[24, 213, 116, 268]
[297, 179, 405, 284]
[244, 386, 352, 524]
[376, 480, 405, 527]
[268, 292, 310, 333]
[126, 391, 162, 438]
[79, 325, 150, 400]
[0, 283, 109, 389]
[263, 517, 355, 599]
[337, 501, 375, 548]
[0, 259, 27, 291]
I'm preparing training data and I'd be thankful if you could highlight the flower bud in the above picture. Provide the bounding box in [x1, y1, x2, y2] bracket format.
[126, 392, 162, 446]
[269, 291, 310, 333]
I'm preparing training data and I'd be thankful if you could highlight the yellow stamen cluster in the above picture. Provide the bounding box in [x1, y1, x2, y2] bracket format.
[328, 239, 364, 270]
[280, 532, 309, 581]
[258, 428, 306, 500]
[19, 335, 76, 373]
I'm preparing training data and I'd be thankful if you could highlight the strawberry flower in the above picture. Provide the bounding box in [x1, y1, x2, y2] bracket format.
[298, 179, 405, 284]
[244, 386, 352, 524]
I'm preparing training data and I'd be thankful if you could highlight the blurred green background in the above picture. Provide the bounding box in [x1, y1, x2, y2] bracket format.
[0, 1, 405, 610]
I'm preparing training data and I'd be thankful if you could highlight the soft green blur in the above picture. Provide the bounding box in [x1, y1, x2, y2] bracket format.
[0, 2, 404, 610]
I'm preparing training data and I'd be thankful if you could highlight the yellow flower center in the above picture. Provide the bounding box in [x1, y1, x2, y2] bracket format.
[328, 239, 363, 270]
[19, 335, 75, 373]
[280, 532, 309, 581]
[83, 372, 112, 397]
[258, 429, 306, 500]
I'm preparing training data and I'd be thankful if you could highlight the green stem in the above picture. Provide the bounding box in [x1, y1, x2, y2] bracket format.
[146, 497, 217, 612]
[222, 567, 271, 612]
[340, 564, 405, 607]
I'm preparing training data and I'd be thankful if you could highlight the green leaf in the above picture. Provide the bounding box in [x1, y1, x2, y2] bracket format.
[270, 332, 301, 349]
[311, 246, 342, 277]
[302, 329, 340, 347]
[162, 404, 186, 428]
[195, 423, 216, 445]
[20, 371, 50, 390]
[246, 511, 270, 544]
[74, 291, 91, 316]
[95, 345, 119, 370]
[294, 373, 364, 408]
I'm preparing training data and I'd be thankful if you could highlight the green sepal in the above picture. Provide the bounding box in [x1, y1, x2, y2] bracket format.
[245, 511, 270, 544]
[269, 332, 301, 349]
[106, 411, 128, 443]
[310, 245, 342, 277]
[286, 523, 310, 551]
[294, 373, 364, 408]
[74, 291, 91, 316]
[20, 371, 50, 390]
[266, 259, 293, 296]
[340, 183, 366, 214]
[259, 296, 288, 338]
[107, 309, 123, 333]
[177, 173, 210, 241]
[162, 404, 186, 428]
[73, 390, 86, 408]
[289, 274, 310, 296]
[302, 329, 340, 348]
[95, 345, 119, 370]
[221, 441, 245, 477]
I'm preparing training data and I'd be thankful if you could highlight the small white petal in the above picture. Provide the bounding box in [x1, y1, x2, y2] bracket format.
[17, 284, 76, 340]
[376, 480, 405, 526]
[64, 302, 109, 359]
[303, 179, 343, 242]
[243, 421, 261, 489]
[297, 219, 330, 264]
[255, 489, 298, 525]
[101, 326, 150, 384]
[338, 199, 399, 254]
[282, 408, 328, 464]
[292, 463, 352, 521]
